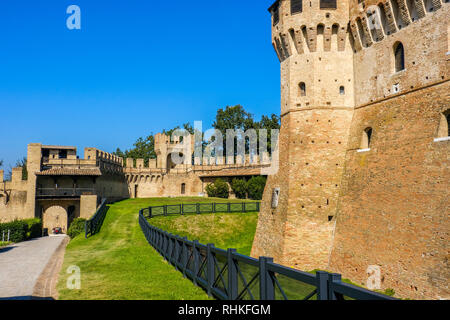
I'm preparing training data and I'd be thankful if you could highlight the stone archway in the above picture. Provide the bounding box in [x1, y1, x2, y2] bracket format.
[43, 205, 68, 234]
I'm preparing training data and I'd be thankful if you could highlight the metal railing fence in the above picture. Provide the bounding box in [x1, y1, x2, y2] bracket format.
[139, 208, 396, 301]
[85, 199, 108, 238]
[142, 201, 260, 219]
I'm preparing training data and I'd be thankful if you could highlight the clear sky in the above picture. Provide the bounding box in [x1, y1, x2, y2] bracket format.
[0, 0, 280, 170]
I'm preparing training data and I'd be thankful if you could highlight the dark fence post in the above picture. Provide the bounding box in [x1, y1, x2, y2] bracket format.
[256, 202, 260, 212]
[162, 232, 167, 260]
[213, 203, 216, 213]
[227, 203, 231, 213]
[227, 249, 238, 300]
[193, 240, 199, 286]
[207, 243, 214, 297]
[181, 204, 184, 215]
[328, 273, 341, 300]
[196, 203, 200, 214]
[181, 237, 188, 278]
[259, 257, 275, 300]
[174, 237, 180, 270]
[164, 205, 167, 216]
[316, 271, 329, 300]
[149, 207, 152, 218]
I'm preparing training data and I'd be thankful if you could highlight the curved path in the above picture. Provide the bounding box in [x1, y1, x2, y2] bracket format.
[0, 235, 68, 300]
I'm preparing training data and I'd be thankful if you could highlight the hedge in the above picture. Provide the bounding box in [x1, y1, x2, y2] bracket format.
[0, 218, 42, 243]
[67, 218, 86, 239]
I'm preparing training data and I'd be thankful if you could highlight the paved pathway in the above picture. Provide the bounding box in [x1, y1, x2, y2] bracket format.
[0, 236, 67, 300]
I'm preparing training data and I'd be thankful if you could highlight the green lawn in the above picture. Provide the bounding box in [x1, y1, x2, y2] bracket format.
[57, 197, 229, 300]
[0, 241, 11, 248]
[57, 196, 392, 300]
[147, 202, 259, 256]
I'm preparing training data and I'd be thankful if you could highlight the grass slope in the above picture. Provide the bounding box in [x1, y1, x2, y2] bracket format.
[57, 198, 223, 300]
[148, 211, 258, 256]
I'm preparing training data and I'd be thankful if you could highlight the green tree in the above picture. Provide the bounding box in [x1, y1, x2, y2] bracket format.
[212, 105, 280, 156]
[205, 178, 229, 199]
[231, 178, 248, 199]
[213, 179, 230, 199]
[15, 157, 28, 180]
[114, 135, 157, 166]
[256, 114, 281, 154]
[247, 176, 267, 200]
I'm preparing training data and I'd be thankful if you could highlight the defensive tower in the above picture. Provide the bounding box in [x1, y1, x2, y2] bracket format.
[253, 0, 449, 299]
[252, 0, 356, 270]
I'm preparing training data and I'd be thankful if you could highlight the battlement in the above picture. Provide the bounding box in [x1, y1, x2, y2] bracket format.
[84, 147, 123, 166]
[348, 0, 447, 52]
[269, 0, 352, 61]
[123, 152, 273, 171]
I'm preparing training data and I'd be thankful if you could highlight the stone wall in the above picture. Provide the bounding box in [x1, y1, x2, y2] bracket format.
[329, 81, 450, 300]
[254, 0, 449, 299]
[0, 168, 28, 223]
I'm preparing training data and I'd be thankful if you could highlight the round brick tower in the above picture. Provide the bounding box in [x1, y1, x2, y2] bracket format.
[251, 0, 356, 270]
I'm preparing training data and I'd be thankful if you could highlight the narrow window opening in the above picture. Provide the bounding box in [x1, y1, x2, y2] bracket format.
[339, 86, 345, 95]
[320, 0, 337, 9]
[291, 0, 303, 14]
[437, 110, 450, 138]
[394, 42, 405, 72]
[181, 183, 186, 195]
[299, 82, 306, 96]
[361, 127, 373, 149]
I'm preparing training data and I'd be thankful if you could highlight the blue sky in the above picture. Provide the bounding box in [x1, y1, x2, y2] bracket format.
[0, 0, 280, 169]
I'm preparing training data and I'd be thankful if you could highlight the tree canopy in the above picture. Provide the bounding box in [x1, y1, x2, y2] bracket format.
[114, 105, 280, 163]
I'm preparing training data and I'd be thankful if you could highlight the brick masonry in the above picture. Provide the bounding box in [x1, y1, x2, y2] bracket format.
[252, 0, 449, 299]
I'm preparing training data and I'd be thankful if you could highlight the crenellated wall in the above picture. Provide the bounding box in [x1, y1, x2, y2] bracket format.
[348, 0, 448, 107]
[0, 168, 28, 223]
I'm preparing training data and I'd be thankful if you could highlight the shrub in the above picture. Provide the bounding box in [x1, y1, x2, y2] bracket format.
[24, 218, 43, 239]
[0, 220, 28, 242]
[205, 178, 230, 199]
[247, 176, 267, 200]
[0, 218, 43, 242]
[214, 179, 230, 199]
[67, 218, 87, 239]
[205, 183, 217, 198]
[231, 178, 248, 199]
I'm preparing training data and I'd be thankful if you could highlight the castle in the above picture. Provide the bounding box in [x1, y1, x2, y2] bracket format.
[0, 0, 448, 300]
[0, 134, 270, 233]
[251, 0, 449, 299]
